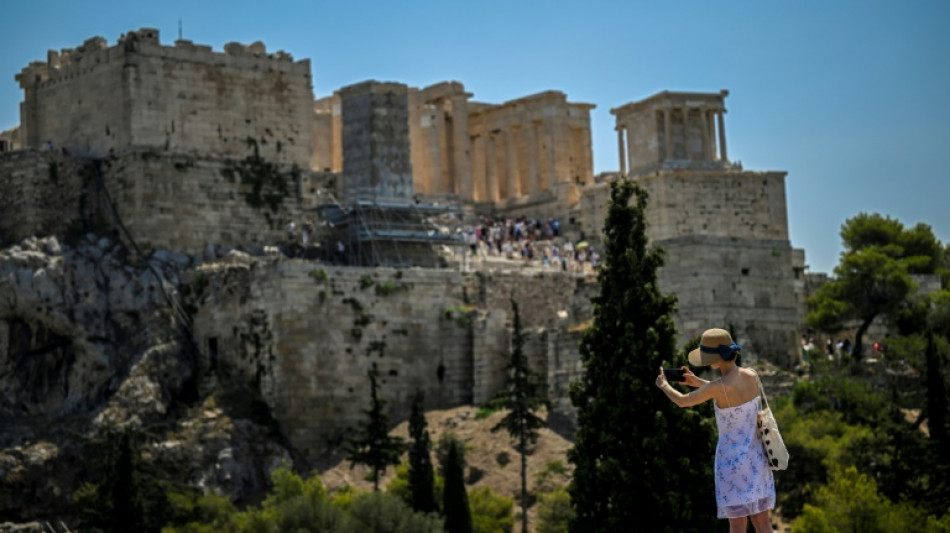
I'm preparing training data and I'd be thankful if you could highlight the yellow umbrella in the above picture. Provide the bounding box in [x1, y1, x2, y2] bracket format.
[576, 241, 590, 249]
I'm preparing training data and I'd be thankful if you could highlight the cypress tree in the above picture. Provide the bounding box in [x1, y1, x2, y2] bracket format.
[408, 390, 437, 514]
[442, 439, 473, 533]
[111, 431, 144, 533]
[492, 298, 548, 533]
[346, 364, 404, 491]
[567, 178, 718, 532]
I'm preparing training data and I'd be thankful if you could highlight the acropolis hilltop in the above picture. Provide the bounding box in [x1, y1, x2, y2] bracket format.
[0, 28, 803, 461]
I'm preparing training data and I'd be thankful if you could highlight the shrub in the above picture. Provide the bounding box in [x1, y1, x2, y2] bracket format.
[309, 269, 329, 283]
[386, 462, 412, 507]
[469, 486, 514, 533]
[793, 466, 950, 533]
[536, 487, 573, 533]
[360, 275, 375, 290]
[376, 282, 411, 296]
[475, 406, 500, 420]
[348, 491, 444, 533]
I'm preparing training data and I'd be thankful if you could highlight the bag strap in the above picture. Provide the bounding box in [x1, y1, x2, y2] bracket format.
[751, 369, 770, 412]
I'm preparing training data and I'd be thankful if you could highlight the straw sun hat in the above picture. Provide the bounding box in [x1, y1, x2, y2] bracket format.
[687, 328, 742, 366]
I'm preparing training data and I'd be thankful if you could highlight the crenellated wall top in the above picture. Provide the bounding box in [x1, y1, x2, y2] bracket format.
[16, 27, 310, 90]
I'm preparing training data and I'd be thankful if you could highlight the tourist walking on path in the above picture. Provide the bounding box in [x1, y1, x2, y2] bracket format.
[656, 328, 775, 533]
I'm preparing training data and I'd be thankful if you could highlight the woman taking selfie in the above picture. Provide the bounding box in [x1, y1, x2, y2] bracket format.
[656, 328, 775, 533]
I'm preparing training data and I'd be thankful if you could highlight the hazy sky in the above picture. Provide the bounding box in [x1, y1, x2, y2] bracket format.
[2, 0, 947, 274]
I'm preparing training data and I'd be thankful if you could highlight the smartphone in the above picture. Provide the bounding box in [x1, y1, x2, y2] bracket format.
[663, 368, 686, 382]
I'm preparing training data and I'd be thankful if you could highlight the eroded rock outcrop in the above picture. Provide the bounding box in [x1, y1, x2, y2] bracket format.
[0, 236, 291, 523]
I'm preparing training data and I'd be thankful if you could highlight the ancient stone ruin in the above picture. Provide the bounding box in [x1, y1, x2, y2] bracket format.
[0, 29, 806, 520]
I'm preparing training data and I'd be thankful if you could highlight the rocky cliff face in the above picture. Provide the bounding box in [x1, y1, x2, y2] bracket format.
[0, 236, 291, 525]
[0, 232, 593, 528]
[0, 235, 185, 425]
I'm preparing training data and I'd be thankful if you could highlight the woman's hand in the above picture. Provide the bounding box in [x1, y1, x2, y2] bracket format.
[655, 367, 669, 389]
[681, 366, 704, 388]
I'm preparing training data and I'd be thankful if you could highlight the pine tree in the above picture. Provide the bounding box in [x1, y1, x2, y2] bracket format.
[567, 179, 718, 532]
[408, 390, 437, 514]
[917, 332, 950, 518]
[346, 364, 404, 491]
[492, 298, 548, 533]
[442, 438, 473, 533]
[926, 332, 950, 476]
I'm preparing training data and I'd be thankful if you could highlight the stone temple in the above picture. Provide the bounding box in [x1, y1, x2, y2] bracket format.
[0, 29, 805, 453]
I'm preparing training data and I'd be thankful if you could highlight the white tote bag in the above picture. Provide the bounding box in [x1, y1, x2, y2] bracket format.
[756, 374, 789, 471]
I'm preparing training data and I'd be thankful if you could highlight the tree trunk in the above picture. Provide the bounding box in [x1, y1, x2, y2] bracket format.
[852, 317, 873, 374]
[521, 436, 528, 533]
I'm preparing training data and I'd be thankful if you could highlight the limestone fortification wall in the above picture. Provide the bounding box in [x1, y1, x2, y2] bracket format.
[578, 169, 798, 364]
[0, 150, 88, 245]
[636, 170, 789, 242]
[189, 263, 591, 459]
[17, 29, 313, 166]
[579, 169, 789, 243]
[99, 151, 337, 255]
[17, 37, 128, 156]
[658, 236, 800, 365]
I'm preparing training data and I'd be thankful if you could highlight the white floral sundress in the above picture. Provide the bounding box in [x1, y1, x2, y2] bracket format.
[713, 390, 776, 519]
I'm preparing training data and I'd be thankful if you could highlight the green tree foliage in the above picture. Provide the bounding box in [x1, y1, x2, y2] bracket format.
[164, 466, 444, 533]
[808, 213, 944, 363]
[927, 333, 950, 461]
[774, 368, 950, 521]
[773, 397, 884, 517]
[386, 462, 412, 506]
[469, 486, 515, 533]
[387, 461, 445, 513]
[163, 490, 238, 533]
[491, 299, 548, 533]
[567, 179, 718, 532]
[536, 487, 574, 533]
[73, 429, 171, 533]
[348, 491, 444, 533]
[924, 333, 950, 508]
[347, 365, 405, 491]
[442, 438, 473, 533]
[408, 391, 437, 514]
[388, 458, 510, 533]
[793, 467, 950, 533]
[436, 432, 467, 477]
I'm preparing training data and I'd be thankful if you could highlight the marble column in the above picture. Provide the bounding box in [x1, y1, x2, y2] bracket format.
[485, 133, 499, 202]
[471, 135, 486, 202]
[664, 109, 673, 161]
[717, 111, 728, 162]
[331, 97, 343, 172]
[700, 108, 709, 161]
[543, 121, 556, 190]
[682, 108, 690, 161]
[429, 106, 445, 195]
[505, 128, 520, 198]
[450, 95, 473, 200]
[617, 126, 626, 175]
[527, 122, 541, 194]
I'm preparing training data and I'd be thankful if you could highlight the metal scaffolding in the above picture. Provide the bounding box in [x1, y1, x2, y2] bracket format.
[320, 199, 462, 267]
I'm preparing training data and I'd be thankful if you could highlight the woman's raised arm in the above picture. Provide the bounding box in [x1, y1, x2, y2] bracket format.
[656, 367, 718, 408]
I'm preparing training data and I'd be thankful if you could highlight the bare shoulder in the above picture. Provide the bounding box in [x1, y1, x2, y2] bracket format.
[738, 367, 760, 391]
[739, 367, 759, 379]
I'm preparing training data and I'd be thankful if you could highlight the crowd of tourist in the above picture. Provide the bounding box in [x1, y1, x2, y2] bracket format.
[459, 216, 599, 273]
[279, 214, 599, 272]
